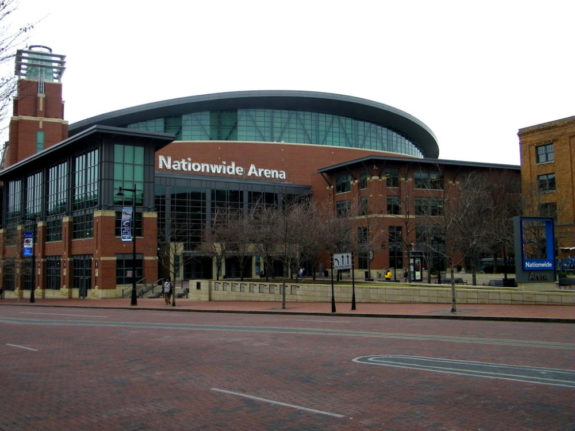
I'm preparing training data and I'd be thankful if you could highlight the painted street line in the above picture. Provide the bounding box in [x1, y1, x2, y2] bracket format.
[353, 355, 575, 388]
[292, 319, 357, 324]
[211, 388, 345, 418]
[20, 312, 108, 318]
[6, 344, 38, 352]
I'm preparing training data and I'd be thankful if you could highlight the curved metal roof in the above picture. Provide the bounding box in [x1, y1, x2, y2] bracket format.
[69, 90, 439, 158]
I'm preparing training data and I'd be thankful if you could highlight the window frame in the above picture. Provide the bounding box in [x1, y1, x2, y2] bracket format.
[335, 174, 352, 194]
[537, 173, 556, 193]
[336, 199, 351, 217]
[535, 143, 554, 164]
[387, 196, 401, 215]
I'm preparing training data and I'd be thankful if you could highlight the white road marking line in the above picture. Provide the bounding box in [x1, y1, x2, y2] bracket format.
[20, 312, 107, 318]
[293, 319, 355, 324]
[353, 355, 575, 388]
[211, 388, 345, 418]
[6, 344, 38, 352]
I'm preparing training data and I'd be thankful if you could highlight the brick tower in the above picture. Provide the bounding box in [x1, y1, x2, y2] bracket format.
[3, 45, 67, 168]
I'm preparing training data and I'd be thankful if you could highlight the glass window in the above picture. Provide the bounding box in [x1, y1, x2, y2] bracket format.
[181, 112, 210, 140]
[357, 226, 369, 244]
[2, 258, 16, 291]
[165, 116, 182, 138]
[45, 256, 61, 290]
[359, 170, 369, 189]
[415, 171, 444, 189]
[388, 226, 403, 268]
[536, 143, 554, 164]
[210, 111, 238, 140]
[384, 169, 399, 187]
[248, 191, 278, 211]
[359, 197, 368, 216]
[48, 162, 68, 215]
[73, 149, 99, 210]
[387, 196, 400, 215]
[538, 202, 557, 220]
[415, 198, 444, 216]
[212, 189, 242, 220]
[130, 108, 425, 158]
[415, 224, 446, 252]
[358, 252, 369, 270]
[46, 219, 62, 241]
[72, 255, 92, 297]
[168, 190, 207, 247]
[114, 144, 144, 205]
[36, 130, 45, 152]
[8, 180, 22, 214]
[336, 174, 351, 194]
[72, 213, 93, 239]
[116, 253, 143, 284]
[537, 173, 556, 193]
[336, 200, 351, 217]
[127, 118, 164, 133]
[26, 172, 42, 216]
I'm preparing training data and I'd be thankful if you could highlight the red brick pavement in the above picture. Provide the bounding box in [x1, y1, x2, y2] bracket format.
[0, 303, 573, 430]
[1, 297, 574, 321]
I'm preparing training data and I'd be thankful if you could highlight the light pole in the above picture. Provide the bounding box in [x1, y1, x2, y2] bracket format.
[22, 217, 37, 303]
[117, 185, 138, 306]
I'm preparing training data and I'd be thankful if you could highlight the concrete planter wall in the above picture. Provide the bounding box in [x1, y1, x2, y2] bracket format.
[187, 280, 575, 305]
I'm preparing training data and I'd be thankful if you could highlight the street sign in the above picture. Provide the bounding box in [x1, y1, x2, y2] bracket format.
[333, 252, 352, 270]
[23, 231, 33, 257]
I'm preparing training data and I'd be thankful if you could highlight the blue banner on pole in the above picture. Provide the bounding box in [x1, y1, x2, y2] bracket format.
[121, 206, 133, 242]
[23, 231, 34, 257]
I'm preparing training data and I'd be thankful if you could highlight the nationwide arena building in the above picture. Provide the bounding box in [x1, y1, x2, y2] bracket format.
[0, 47, 520, 299]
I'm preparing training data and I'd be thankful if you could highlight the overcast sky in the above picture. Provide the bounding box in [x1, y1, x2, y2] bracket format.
[7, 0, 575, 165]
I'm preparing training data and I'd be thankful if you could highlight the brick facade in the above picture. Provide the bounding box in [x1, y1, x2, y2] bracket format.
[518, 116, 575, 255]
[4, 80, 68, 168]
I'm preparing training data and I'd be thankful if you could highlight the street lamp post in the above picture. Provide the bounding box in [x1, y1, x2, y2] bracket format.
[117, 185, 138, 306]
[22, 218, 37, 303]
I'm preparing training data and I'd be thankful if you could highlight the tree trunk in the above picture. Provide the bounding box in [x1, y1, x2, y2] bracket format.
[450, 263, 457, 313]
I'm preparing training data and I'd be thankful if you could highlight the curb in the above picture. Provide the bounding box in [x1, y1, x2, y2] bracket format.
[1, 302, 573, 324]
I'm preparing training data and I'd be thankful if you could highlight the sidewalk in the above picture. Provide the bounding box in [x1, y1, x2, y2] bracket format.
[1, 297, 574, 322]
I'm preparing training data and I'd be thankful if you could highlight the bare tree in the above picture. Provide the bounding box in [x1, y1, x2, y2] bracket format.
[251, 205, 282, 280]
[295, 202, 323, 279]
[449, 170, 521, 285]
[412, 165, 448, 283]
[450, 172, 492, 285]
[198, 210, 231, 280]
[482, 171, 521, 279]
[0, 0, 33, 124]
[227, 212, 255, 281]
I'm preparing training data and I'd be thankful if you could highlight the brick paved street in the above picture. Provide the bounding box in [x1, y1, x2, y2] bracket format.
[0, 304, 573, 430]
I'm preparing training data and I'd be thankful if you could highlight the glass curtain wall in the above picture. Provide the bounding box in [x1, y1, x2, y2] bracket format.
[128, 109, 423, 157]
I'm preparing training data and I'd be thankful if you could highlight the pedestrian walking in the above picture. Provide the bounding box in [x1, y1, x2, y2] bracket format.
[163, 278, 173, 305]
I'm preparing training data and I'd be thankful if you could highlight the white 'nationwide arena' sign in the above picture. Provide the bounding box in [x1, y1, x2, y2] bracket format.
[158, 156, 287, 180]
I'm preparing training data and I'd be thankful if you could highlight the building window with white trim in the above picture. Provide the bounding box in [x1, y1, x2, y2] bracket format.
[535, 143, 554, 164]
